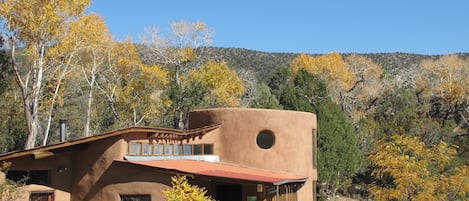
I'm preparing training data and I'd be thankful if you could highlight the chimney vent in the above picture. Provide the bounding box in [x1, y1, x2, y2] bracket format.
[60, 119, 67, 142]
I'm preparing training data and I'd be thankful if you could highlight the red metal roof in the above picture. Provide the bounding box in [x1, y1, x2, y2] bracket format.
[117, 160, 308, 185]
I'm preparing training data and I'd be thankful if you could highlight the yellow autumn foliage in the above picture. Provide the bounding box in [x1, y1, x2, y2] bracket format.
[290, 52, 356, 102]
[162, 175, 214, 201]
[0, 0, 93, 148]
[369, 135, 469, 201]
[418, 54, 469, 106]
[191, 60, 244, 107]
[110, 41, 168, 125]
[342, 55, 385, 121]
[179, 46, 196, 63]
[0, 0, 90, 44]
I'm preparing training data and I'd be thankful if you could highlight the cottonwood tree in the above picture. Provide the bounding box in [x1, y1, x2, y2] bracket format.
[95, 41, 168, 129]
[141, 20, 214, 129]
[342, 55, 385, 122]
[40, 35, 78, 145]
[290, 52, 356, 103]
[160, 60, 243, 128]
[118, 62, 168, 127]
[69, 14, 113, 137]
[416, 55, 469, 128]
[369, 135, 469, 201]
[0, 0, 91, 149]
[190, 60, 244, 107]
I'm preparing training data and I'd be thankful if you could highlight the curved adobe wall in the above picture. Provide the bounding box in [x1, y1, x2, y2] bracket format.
[188, 108, 317, 200]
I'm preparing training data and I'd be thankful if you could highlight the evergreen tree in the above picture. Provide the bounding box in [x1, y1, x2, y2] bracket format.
[251, 83, 283, 109]
[279, 69, 327, 112]
[316, 100, 362, 197]
[278, 69, 363, 197]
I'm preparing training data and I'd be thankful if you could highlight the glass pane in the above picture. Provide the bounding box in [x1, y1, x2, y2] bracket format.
[193, 144, 202, 155]
[247, 196, 257, 201]
[257, 130, 275, 149]
[129, 142, 141, 155]
[183, 144, 192, 155]
[142, 143, 152, 155]
[164, 144, 173, 155]
[203, 144, 213, 155]
[154, 144, 163, 155]
[174, 144, 183, 155]
[30, 192, 54, 201]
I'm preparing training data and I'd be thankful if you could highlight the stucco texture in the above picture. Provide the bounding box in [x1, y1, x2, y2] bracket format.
[189, 108, 318, 200]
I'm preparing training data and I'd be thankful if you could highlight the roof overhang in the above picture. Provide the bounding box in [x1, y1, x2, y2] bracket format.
[0, 125, 220, 161]
[116, 160, 308, 186]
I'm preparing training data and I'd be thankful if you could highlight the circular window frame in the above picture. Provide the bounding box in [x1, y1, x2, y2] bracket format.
[256, 130, 275, 149]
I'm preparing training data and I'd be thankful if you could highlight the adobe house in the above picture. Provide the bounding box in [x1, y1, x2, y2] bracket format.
[0, 108, 317, 201]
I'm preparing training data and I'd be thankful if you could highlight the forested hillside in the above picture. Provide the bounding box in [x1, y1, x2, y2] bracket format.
[192, 47, 469, 81]
[1, 1, 469, 199]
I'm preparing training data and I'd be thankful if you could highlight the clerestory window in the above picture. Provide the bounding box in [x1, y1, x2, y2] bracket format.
[128, 142, 213, 156]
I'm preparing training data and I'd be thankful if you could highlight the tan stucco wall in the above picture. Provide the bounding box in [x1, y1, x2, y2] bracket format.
[78, 161, 172, 201]
[189, 108, 318, 201]
[4, 134, 172, 201]
[15, 184, 70, 201]
[69, 134, 173, 201]
[6, 151, 74, 194]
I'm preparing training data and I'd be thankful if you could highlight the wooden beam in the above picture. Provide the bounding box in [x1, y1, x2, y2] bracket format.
[32, 151, 54, 159]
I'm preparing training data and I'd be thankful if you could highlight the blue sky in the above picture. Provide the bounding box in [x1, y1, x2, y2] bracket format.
[88, 1, 469, 55]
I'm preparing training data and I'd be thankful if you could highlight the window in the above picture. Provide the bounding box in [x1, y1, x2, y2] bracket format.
[193, 144, 203, 155]
[183, 144, 192, 155]
[142, 143, 153, 155]
[30, 191, 54, 201]
[129, 142, 141, 155]
[120, 195, 151, 201]
[7, 170, 50, 185]
[247, 196, 257, 201]
[154, 144, 163, 155]
[164, 144, 173, 155]
[127, 141, 213, 156]
[203, 144, 213, 155]
[257, 130, 275, 149]
[174, 144, 183, 155]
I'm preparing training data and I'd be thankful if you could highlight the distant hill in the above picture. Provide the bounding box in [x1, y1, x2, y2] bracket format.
[139, 46, 469, 83]
[197, 47, 298, 82]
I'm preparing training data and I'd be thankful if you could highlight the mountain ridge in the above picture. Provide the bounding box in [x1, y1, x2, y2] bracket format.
[192, 47, 469, 82]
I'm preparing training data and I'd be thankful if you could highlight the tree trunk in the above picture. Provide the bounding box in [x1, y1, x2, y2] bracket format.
[85, 81, 94, 137]
[9, 41, 33, 149]
[84, 55, 98, 137]
[28, 44, 45, 149]
[43, 53, 74, 145]
[11, 41, 43, 150]
[178, 110, 185, 130]
[23, 102, 36, 149]
[174, 64, 185, 129]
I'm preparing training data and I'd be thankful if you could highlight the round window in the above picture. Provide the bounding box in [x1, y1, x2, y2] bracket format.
[256, 130, 275, 149]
